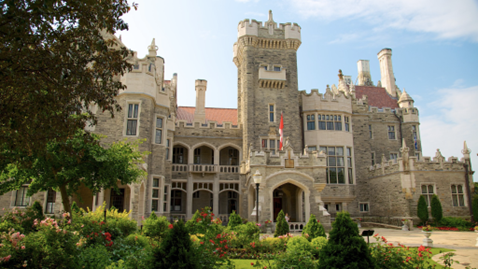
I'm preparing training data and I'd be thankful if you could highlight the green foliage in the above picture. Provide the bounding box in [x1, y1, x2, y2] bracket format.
[0, 129, 149, 215]
[142, 213, 170, 240]
[439, 217, 474, 228]
[227, 222, 260, 248]
[430, 195, 443, 223]
[31, 201, 44, 220]
[124, 234, 150, 249]
[473, 195, 478, 223]
[266, 235, 318, 269]
[0, 0, 136, 163]
[274, 210, 289, 237]
[286, 236, 313, 254]
[311, 237, 328, 257]
[77, 244, 113, 269]
[318, 211, 375, 269]
[71, 201, 82, 215]
[417, 195, 429, 224]
[185, 210, 201, 234]
[227, 210, 242, 229]
[154, 220, 198, 269]
[0, 205, 46, 234]
[302, 214, 326, 241]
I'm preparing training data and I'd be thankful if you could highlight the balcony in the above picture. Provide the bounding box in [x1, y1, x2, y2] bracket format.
[171, 164, 240, 174]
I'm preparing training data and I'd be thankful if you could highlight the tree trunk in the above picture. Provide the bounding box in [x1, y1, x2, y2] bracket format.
[59, 184, 71, 216]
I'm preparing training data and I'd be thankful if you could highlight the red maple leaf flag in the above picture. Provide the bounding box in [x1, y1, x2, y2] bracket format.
[279, 111, 284, 150]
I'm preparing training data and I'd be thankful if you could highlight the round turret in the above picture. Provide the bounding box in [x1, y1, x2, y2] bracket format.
[398, 89, 414, 108]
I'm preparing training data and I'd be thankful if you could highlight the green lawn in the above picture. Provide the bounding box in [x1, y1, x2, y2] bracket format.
[222, 248, 456, 269]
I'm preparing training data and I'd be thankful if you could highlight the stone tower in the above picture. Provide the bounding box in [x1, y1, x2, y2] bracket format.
[377, 48, 396, 96]
[233, 10, 302, 156]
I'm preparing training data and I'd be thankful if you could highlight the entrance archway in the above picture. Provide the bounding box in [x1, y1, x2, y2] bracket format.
[272, 183, 304, 222]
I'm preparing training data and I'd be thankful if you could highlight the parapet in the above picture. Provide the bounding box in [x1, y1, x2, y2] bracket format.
[237, 11, 301, 41]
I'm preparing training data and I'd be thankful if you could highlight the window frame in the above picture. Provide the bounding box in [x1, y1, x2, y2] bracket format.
[261, 137, 280, 154]
[14, 185, 30, 207]
[369, 124, 373, 139]
[388, 125, 396, 140]
[421, 184, 435, 207]
[124, 101, 141, 137]
[451, 184, 466, 207]
[151, 177, 161, 213]
[268, 104, 275, 123]
[390, 152, 398, 161]
[306, 114, 316, 130]
[359, 202, 370, 213]
[154, 116, 165, 144]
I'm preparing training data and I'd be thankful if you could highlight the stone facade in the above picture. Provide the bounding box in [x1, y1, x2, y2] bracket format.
[2, 12, 474, 229]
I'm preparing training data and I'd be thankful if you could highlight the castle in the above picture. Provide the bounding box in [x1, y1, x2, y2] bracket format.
[2, 11, 473, 229]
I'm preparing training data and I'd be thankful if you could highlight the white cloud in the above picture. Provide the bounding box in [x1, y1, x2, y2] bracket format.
[419, 84, 478, 171]
[291, 0, 478, 42]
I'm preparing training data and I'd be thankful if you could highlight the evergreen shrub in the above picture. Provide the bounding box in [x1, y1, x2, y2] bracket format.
[142, 212, 170, 240]
[302, 214, 326, 241]
[417, 195, 429, 224]
[311, 237, 328, 258]
[274, 210, 289, 237]
[227, 210, 242, 229]
[430, 195, 443, 224]
[318, 211, 375, 269]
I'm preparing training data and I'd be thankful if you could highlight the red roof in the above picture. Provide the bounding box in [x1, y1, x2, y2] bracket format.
[355, 86, 399, 109]
[177, 106, 238, 125]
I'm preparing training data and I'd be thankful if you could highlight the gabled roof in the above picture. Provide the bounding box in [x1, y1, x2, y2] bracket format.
[177, 106, 238, 125]
[355, 86, 399, 109]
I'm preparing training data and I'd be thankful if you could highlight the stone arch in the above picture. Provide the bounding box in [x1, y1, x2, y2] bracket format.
[173, 141, 191, 150]
[218, 143, 242, 164]
[191, 142, 217, 165]
[268, 178, 311, 223]
[191, 142, 217, 151]
[265, 171, 315, 184]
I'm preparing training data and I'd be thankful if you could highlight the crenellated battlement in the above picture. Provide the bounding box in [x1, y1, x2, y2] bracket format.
[237, 14, 301, 41]
[300, 85, 353, 114]
[247, 145, 327, 170]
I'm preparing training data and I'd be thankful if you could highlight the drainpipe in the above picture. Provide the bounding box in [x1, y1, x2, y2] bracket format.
[299, 106, 304, 150]
[393, 110, 402, 147]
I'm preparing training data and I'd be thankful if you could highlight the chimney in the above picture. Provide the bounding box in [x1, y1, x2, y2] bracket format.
[357, 60, 373, 86]
[194, 79, 207, 123]
[377, 48, 396, 96]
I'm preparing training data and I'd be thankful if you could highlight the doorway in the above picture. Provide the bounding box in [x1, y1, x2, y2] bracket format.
[110, 188, 125, 212]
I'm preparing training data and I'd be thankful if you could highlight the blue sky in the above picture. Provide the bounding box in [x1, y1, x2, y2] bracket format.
[119, 0, 478, 171]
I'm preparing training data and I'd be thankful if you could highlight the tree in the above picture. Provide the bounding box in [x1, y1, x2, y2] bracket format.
[274, 210, 289, 237]
[318, 211, 376, 269]
[430, 195, 443, 224]
[227, 210, 242, 229]
[0, 129, 148, 215]
[0, 0, 137, 165]
[417, 195, 429, 224]
[302, 214, 326, 241]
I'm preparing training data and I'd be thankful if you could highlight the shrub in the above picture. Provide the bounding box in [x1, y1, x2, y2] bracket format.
[267, 235, 318, 269]
[142, 213, 170, 240]
[77, 244, 113, 269]
[439, 217, 474, 228]
[287, 236, 313, 254]
[227, 210, 242, 229]
[473, 195, 478, 223]
[274, 210, 289, 237]
[302, 214, 326, 241]
[185, 210, 201, 234]
[311, 237, 328, 257]
[431, 195, 443, 224]
[153, 220, 197, 269]
[71, 201, 81, 214]
[227, 222, 260, 248]
[124, 234, 150, 249]
[417, 195, 429, 224]
[318, 211, 375, 269]
[31, 201, 44, 220]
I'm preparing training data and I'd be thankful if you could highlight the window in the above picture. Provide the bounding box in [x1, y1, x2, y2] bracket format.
[347, 147, 353, 184]
[359, 203, 369, 212]
[273, 66, 281, 71]
[335, 203, 342, 211]
[421, 185, 434, 206]
[148, 63, 154, 72]
[327, 115, 334, 130]
[14, 186, 29, 207]
[318, 115, 342, 131]
[126, 104, 139, 136]
[323, 146, 345, 184]
[155, 117, 163, 144]
[388, 125, 396, 140]
[308, 146, 317, 151]
[45, 188, 56, 214]
[133, 64, 140, 70]
[412, 125, 418, 150]
[390, 153, 398, 160]
[228, 148, 238, 165]
[324, 204, 329, 211]
[269, 104, 274, 122]
[194, 148, 201, 164]
[369, 124, 372, 138]
[166, 139, 170, 160]
[371, 152, 375, 166]
[261, 138, 280, 154]
[193, 192, 200, 199]
[152, 178, 160, 212]
[451, 185, 465, 206]
[344, 116, 350, 132]
[307, 114, 315, 130]
[335, 115, 342, 131]
[170, 190, 182, 211]
[415, 152, 420, 160]
[173, 147, 186, 164]
[318, 115, 326, 130]
[163, 185, 169, 212]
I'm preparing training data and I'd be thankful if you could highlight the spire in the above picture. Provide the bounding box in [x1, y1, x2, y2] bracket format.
[268, 10, 273, 22]
[462, 141, 471, 159]
[398, 88, 414, 108]
[148, 38, 158, 57]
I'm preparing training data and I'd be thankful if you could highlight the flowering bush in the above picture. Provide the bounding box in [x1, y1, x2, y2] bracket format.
[370, 234, 435, 269]
[265, 220, 272, 225]
[226, 222, 259, 248]
[0, 205, 44, 234]
[142, 212, 170, 240]
[422, 225, 433, 232]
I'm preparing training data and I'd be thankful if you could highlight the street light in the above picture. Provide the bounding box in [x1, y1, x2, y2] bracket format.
[253, 170, 262, 224]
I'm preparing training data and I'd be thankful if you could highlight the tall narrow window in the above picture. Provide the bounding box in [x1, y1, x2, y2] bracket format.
[163, 185, 169, 212]
[126, 104, 139, 135]
[166, 139, 170, 160]
[155, 117, 163, 144]
[270, 140, 276, 154]
[152, 178, 160, 212]
[15, 186, 29, 207]
[335, 115, 342, 131]
[170, 190, 182, 211]
[326, 115, 334, 130]
[451, 185, 465, 206]
[388, 125, 396, 140]
[421, 185, 434, 206]
[344, 116, 350, 132]
[369, 125, 372, 138]
[194, 148, 201, 164]
[173, 147, 185, 164]
[347, 147, 353, 184]
[325, 146, 345, 184]
[45, 188, 56, 214]
[390, 153, 398, 160]
[307, 114, 315, 130]
[269, 104, 274, 122]
[371, 152, 375, 165]
[318, 115, 326, 130]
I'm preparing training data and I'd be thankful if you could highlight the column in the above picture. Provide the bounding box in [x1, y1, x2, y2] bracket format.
[186, 175, 193, 219]
[213, 177, 219, 217]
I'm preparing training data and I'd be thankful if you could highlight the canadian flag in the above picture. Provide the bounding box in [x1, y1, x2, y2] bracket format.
[279, 112, 284, 150]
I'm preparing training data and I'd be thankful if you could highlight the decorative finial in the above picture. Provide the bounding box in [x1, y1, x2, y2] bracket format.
[268, 10, 273, 22]
[148, 38, 158, 52]
[338, 69, 343, 80]
[462, 141, 471, 158]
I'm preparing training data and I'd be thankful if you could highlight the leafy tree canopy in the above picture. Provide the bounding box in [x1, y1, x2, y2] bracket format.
[0, 129, 148, 214]
[0, 0, 136, 164]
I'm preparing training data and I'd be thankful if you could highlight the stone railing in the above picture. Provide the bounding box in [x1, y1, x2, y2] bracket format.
[288, 222, 306, 232]
[219, 165, 239, 173]
[190, 164, 216, 173]
[172, 164, 188, 172]
[170, 214, 186, 221]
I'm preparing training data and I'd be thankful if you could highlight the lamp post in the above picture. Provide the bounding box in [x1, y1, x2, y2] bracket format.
[253, 170, 262, 224]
